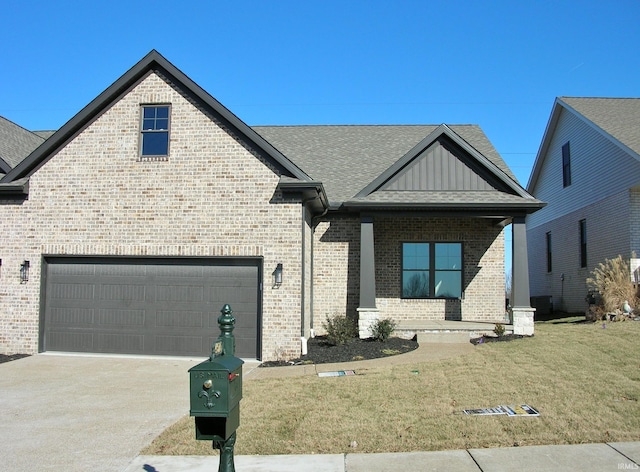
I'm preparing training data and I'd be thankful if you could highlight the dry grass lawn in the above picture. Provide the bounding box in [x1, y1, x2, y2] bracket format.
[143, 318, 640, 455]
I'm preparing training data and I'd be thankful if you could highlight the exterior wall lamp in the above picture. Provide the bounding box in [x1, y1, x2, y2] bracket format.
[273, 263, 283, 288]
[20, 260, 30, 283]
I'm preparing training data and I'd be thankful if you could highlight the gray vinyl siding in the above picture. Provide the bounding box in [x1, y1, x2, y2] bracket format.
[528, 108, 640, 230]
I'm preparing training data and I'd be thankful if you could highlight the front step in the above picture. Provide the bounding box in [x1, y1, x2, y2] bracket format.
[396, 320, 513, 343]
[417, 332, 470, 344]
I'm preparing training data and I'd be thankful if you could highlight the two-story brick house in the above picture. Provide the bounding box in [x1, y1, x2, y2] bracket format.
[0, 51, 543, 361]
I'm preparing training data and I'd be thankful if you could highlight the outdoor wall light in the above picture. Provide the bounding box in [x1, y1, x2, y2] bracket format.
[20, 260, 30, 283]
[273, 263, 283, 288]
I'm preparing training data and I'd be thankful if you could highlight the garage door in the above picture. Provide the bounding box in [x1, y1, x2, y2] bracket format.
[42, 257, 261, 358]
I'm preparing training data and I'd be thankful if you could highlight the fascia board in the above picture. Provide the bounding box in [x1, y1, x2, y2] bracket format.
[341, 200, 546, 213]
[0, 177, 29, 195]
[1, 50, 312, 184]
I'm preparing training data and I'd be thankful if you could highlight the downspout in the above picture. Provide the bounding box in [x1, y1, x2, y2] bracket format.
[300, 205, 308, 355]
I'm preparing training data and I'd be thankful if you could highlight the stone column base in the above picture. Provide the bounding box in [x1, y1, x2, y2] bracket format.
[510, 307, 536, 336]
[357, 308, 380, 339]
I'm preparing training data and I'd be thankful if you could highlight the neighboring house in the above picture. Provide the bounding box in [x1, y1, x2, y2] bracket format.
[0, 51, 543, 361]
[527, 97, 640, 314]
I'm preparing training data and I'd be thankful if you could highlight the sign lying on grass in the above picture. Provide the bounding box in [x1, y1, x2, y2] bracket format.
[318, 370, 356, 377]
[463, 404, 540, 417]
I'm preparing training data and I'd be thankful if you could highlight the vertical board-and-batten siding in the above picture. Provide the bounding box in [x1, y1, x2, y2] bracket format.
[528, 108, 640, 229]
[383, 139, 494, 191]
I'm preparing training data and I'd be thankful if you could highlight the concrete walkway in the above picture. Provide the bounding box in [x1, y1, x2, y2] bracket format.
[125, 442, 640, 471]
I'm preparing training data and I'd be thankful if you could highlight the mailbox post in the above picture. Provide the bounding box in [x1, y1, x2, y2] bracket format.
[189, 304, 244, 472]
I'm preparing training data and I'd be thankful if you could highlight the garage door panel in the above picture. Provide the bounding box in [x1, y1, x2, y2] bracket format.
[49, 307, 95, 326]
[155, 335, 204, 354]
[51, 283, 96, 301]
[43, 258, 261, 358]
[97, 309, 146, 327]
[97, 333, 145, 353]
[48, 331, 94, 351]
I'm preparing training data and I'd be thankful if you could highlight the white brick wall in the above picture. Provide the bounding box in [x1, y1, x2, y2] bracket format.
[0, 73, 305, 360]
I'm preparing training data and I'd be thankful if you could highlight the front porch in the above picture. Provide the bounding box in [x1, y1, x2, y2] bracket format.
[395, 320, 514, 343]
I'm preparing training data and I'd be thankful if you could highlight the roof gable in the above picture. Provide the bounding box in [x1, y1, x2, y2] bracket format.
[527, 97, 640, 191]
[356, 125, 530, 199]
[0, 50, 312, 185]
[381, 137, 496, 192]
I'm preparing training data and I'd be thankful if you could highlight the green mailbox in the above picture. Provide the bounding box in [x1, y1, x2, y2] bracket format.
[189, 353, 243, 440]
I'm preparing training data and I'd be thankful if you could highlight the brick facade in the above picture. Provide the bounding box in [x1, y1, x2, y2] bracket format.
[313, 214, 506, 327]
[0, 73, 305, 360]
[1, 64, 514, 360]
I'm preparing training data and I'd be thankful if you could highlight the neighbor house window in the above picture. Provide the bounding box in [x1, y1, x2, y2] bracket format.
[562, 142, 571, 187]
[546, 232, 552, 272]
[579, 219, 587, 268]
[402, 242, 462, 298]
[140, 105, 170, 158]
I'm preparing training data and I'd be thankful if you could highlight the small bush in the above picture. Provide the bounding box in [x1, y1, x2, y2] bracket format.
[494, 323, 506, 337]
[370, 318, 397, 342]
[322, 314, 357, 346]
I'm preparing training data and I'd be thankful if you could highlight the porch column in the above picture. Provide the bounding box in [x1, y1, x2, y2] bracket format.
[358, 216, 379, 338]
[510, 216, 535, 335]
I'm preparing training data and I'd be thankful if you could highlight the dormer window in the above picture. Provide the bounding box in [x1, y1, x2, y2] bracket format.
[140, 105, 170, 159]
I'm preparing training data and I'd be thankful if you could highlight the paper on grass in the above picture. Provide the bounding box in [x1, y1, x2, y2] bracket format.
[463, 404, 539, 416]
[318, 370, 356, 377]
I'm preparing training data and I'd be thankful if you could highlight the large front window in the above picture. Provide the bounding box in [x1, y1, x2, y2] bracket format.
[402, 242, 462, 298]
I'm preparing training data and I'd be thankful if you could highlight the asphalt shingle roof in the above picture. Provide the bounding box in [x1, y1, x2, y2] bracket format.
[560, 97, 640, 157]
[253, 124, 519, 206]
[0, 116, 45, 173]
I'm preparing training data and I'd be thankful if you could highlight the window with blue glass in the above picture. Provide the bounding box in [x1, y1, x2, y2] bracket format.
[140, 105, 170, 157]
[402, 242, 462, 298]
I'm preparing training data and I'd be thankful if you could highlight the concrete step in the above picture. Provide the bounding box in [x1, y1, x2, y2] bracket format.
[417, 332, 471, 344]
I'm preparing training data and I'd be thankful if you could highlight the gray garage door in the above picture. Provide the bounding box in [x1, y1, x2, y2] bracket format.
[42, 257, 261, 358]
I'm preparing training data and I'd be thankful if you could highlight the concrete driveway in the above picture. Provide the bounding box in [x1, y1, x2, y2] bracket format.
[0, 353, 202, 472]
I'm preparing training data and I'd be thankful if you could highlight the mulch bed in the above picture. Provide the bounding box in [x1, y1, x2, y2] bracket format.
[0, 354, 30, 364]
[259, 335, 419, 367]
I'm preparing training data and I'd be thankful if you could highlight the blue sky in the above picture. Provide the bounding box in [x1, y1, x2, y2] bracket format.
[2, 0, 639, 271]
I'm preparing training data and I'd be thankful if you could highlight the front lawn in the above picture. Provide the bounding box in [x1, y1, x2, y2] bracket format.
[143, 318, 640, 455]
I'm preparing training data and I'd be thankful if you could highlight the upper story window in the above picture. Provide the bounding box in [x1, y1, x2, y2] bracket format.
[140, 105, 170, 159]
[562, 142, 571, 187]
[402, 242, 462, 299]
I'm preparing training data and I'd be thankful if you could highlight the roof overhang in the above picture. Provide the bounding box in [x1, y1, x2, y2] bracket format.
[277, 177, 330, 215]
[341, 200, 545, 216]
[0, 177, 29, 197]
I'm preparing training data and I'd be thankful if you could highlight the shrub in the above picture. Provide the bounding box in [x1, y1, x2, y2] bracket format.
[493, 322, 506, 337]
[586, 255, 640, 313]
[370, 318, 397, 342]
[322, 314, 357, 346]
